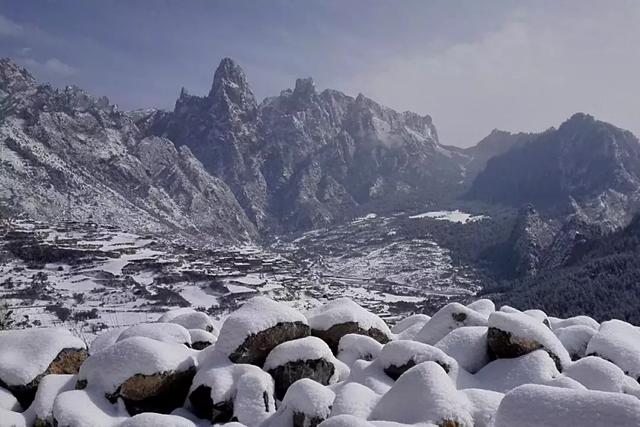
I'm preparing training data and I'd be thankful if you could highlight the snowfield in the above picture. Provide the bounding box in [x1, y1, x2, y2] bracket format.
[0, 296, 639, 426]
[408, 209, 489, 223]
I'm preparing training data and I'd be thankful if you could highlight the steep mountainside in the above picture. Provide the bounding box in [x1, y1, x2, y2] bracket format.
[468, 113, 640, 228]
[0, 59, 256, 242]
[488, 213, 640, 323]
[141, 58, 467, 233]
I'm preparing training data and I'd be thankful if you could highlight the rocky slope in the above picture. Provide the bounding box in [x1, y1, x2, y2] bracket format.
[468, 113, 640, 228]
[0, 59, 256, 242]
[141, 58, 467, 233]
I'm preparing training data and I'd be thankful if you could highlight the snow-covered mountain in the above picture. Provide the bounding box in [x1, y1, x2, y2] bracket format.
[140, 58, 467, 233]
[0, 59, 256, 242]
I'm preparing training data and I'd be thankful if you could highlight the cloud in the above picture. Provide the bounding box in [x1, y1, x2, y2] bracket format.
[352, 1, 640, 147]
[0, 14, 23, 37]
[18, 57, 77, 78]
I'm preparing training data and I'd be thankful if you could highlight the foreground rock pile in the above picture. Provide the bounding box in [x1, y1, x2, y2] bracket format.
[1, 297, 640, 426]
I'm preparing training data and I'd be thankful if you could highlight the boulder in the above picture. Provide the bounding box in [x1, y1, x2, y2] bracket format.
[270, 379, 335, 427]
[554, 325, 596, 360]
[188, 329, 217, 350]
[77, 336, 196, 415]
[117, 322, 192, 347]
[307, 299, 391, 352]
[415, 303, 488, 345]
[336, 334, 383, 367]
[378, 340, 456, 380]
[23, 374, 76, 427]
[487, 311, 570, 371]
[264, 336, 348, 400]
[52, 389, 128, 427]
[215, 297, 310, 366]
[0, 328, 87, 408]
[585, 319, 640, 381]
[436, 327, 492, 374]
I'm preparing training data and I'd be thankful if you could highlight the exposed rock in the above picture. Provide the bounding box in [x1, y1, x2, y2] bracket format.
[312, 322, 390, 354]
[269, 359, 335, 401]
[229, 322, 310, 366]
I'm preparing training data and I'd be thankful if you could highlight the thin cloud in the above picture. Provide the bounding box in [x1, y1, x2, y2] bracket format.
[0, 14, 23, 37]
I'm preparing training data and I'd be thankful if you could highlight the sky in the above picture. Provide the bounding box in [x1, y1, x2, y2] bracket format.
[0, 0, 639, 147]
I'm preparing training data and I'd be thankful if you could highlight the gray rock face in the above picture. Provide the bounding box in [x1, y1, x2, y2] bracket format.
[0, 58, 256, 242]
[508, 205, 556, 276]
[143, 58, 466, 233]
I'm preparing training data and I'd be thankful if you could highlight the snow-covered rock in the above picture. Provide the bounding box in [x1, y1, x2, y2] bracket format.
[77, 336, 196, 415]
[22, 374, 75, 426]
[493, 384, 640, 427]
[554, 325, 596, 360]
[216, 297, 309, 366]
[0, 409, 27, 427]
[390, 314, 431, 334]
[188, 329, 218, 350]
[369, 362, 473, 426]
[415, 302, 487, 345]
[378, 340, 457, 380]
[586, 319, 640, 381]
[267, 378, 335, 427]
[549, 315, 599, 331]
[467, 299, 496, 317]
[307, 299, 391, 352]
[488, 311, 571, 371]
[264, 336, 348, 399]
[0, 386, 20, 411]
[188, 354, 275, 425]
[52, 389, 128, 427]
[117, 322, 192, 347]
[463, 388, 503, 427]
[436, 326, 491, 374]
[0, 328, 86, 407]
[120, 413, 198, 427]
[330, 382, 380, 419]
[167, 311, 217, 334]
[564, 356, 640, 397]
[337, 334, 383, 367]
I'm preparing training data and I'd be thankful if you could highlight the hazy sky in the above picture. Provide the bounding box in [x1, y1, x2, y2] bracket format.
[1, 0, 638, 147]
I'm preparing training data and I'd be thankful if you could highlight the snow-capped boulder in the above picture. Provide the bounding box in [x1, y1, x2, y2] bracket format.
[330, 382, 380, 419]
[564, 356, 640, 397]
[89, 327, 127, 355]
[337, 334, 383, 367]
[267, 378, 335, 427]
[264, 336, 349, 400]
[370, 361, 473, 426]
[23, 374, 75, 426]
[390, 314, 431, 334]
[436, 326, 491, 374]
[487, 311, 571, 371]
[189, 329, 218, 350]
[467, 299, 496, 317]
[554, 325, 596, 360]
[167, 311, 217, 334]
[120, 413, 198, 427]
[117, 322, 192, 347]
[493, 384, 640, 427]
[378, 340, 456, 380]
[415, 302, 488, 345]
[0, 386, 20, 411]
[77, 336, 196, 415]
[343, 360, 394, 395]
[216, 297, 310, 366]
[463, 388, 503, 427]
[188, 355, 275, 425]
[52, 389, 128, 427]
[585, 319, 640, 381]
[307, 299, 391, 352]
[0, 408, 27, 427]
[549, 315, 599, 331]
[0, 328, 87, 408]
[472, 350, 560, 393]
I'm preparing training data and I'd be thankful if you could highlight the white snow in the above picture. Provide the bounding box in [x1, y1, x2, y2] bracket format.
[0, 328, 85, 386]
[585, 319, 640, 380]
[415, 302, 487, 345]
[307, 298, 391, 337]
[564, 356, 640, 397]
[0, 409, 27, 427]
[436, 326, 491, 373]
[378, 340, 456, 377]
[117, 322, 192, 346]
[89, 327, 127, 354]
[549, 315, 599, 331]
[369, 362, 473, 425]
[554, 325, 596, 359]
[51, 389, 128, 427]
[331, 382, 380, 419]
[0, 386, 20, 412]
[493, 384, 640, 427]
[463, 388, 503, 427]
[408, 210, 488, 223]
[120, 413, 197, 427]
[188, 329, 217, 347]
[390, 314, 430, 334]
[215, 297, 308, 358]
[166, 311, 216, 333]
[23, 374, 75, 425]
[337, 334, 383, 367]
[467, 299, 495, 317]
[489, 311, 571, 369]
[78, 336, 195, 394]
[280, 378, 335, 419]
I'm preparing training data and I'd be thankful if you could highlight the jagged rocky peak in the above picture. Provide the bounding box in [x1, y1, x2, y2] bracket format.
[208, 57, 257, 112]
[0, 58, 37, 95]
[293, 77, 316, 97]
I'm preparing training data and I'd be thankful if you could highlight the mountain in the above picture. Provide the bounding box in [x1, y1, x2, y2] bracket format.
[0, 58, 256, 242]
[468, 113, 640, 228]
[141, 58, 467, 233]
[461, 129, 536, 183]
[488, 213, 640, 323]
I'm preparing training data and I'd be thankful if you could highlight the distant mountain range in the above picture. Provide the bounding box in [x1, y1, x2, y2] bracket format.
[3, 56, 640, 246]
